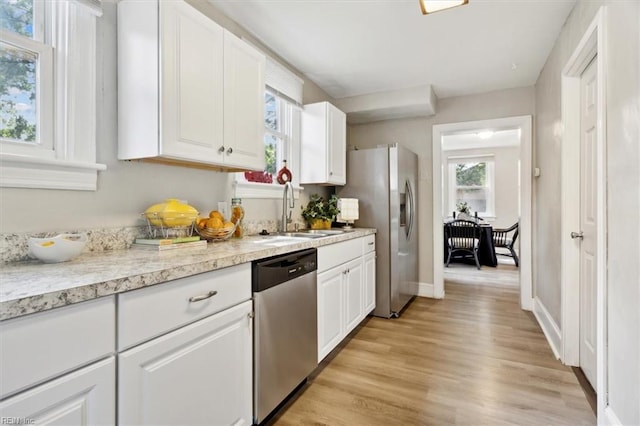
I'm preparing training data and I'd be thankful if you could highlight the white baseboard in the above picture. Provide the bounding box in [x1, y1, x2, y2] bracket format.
[417, 282, 434, 298]
[533, 297, 562, 360]
[601, 406, 623, 426]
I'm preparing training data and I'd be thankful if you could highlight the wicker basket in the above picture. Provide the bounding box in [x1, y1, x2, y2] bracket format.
[195, 222, 237, 242]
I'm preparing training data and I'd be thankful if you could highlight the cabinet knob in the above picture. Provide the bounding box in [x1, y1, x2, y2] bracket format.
[218, 146, 225, 154]
[329, 171, 333, 176]
[226, 147, 233, 155]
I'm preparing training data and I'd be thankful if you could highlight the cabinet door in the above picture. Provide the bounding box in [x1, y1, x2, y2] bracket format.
[344, 258, 363, 334]
[160, 0, 225, 163]
[0, 358, 115, 425]
[119, 301, 252, 426]
[327, 103, 346, 185]
[364, 252, 376, 316]
[223, 31, 266, 171]
[317, 267, 344, 362]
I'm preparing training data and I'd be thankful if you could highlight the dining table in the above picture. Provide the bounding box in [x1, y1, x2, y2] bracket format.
[443, 222, 498, 267]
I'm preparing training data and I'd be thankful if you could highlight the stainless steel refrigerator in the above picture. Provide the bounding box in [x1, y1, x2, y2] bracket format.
[337, 144, 419, 318]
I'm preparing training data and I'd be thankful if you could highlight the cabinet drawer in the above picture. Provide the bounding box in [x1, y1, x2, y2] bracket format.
[0, 297, 115, 399]
[118, 263, 251, 350]
[318, 238, 362, 272]
[363, 234, 375, 254]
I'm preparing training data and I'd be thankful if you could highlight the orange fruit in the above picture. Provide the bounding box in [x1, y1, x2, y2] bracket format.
[209, 210, 224, 221]
[224, 221, 235, 229]
[206, 217, 224, 229]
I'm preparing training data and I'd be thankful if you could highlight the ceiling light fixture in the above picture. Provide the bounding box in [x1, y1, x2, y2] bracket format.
[419, 0, 468, 15]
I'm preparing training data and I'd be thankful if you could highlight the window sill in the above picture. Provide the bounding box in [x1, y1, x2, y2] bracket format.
[0, 153, 107, 191]
[234, 180, 303, 199]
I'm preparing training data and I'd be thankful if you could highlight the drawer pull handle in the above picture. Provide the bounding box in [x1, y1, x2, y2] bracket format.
[368, 242, 374, 246]
[189, 290, 218, 303]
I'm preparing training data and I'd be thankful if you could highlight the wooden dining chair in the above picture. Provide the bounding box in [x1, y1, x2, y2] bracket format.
[444, 219, 482, 269]
[492, 222, 519, 266]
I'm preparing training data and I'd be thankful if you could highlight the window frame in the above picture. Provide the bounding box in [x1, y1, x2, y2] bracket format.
[0, 29, 54, 155]
[0, 0, 106, 191]
[447, 155, 495, 218]
[234, 56, 304, 200]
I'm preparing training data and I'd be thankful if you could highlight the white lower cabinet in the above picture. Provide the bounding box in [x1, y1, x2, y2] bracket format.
[118, 300, 252, 426]
[317, 236, 376, 362]
[0, 357, 115, 425]
[344, 258, 364, 333]
[364, 251, 376, 315]
[317, 267, 345, 361]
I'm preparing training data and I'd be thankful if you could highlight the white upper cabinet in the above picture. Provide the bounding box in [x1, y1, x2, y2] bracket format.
[118, 0, 265, 171]
[301, 102, 347, 185]
[223, 33, 267, 170]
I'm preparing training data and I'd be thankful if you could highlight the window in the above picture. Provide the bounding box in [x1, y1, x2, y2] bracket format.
[235, 56, 304, 199]
[0, 0, 105, 191]
[448, 156, 495, 216]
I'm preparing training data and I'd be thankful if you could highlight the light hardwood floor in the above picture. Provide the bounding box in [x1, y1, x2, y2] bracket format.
[269, 282, 595, 425]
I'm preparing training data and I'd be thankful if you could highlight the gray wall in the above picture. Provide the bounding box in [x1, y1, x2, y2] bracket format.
[0, 0, 332, 234]
[535, 1, 639, 423]
[348, 86, 535, 288]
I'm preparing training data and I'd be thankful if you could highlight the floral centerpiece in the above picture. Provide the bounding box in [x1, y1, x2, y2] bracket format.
[456, 201, 473, 220]
[301, 194, 340, 229]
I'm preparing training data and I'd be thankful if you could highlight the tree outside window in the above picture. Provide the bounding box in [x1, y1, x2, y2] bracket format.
[0, 0, 38, 143]
[449, 158, 494, 216]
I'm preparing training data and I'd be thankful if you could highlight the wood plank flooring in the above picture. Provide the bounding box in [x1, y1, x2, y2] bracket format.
[268, 282, 595, 425]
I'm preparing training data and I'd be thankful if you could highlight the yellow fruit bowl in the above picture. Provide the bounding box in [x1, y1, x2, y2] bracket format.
[143, 199, 199, 238]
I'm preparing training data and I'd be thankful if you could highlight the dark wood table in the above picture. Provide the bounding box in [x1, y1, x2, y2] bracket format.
[443, 223, 498, 267]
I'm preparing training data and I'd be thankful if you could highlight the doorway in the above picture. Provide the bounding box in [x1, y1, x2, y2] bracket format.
[560, 7, 607, 419]
[432, 116, 533, 310]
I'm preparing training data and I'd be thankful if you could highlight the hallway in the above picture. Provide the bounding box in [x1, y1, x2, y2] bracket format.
[270, 283, 595, 425]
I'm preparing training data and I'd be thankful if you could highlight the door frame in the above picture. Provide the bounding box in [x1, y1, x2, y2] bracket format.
[560, 6, 608, 421]
[432, 115, 533, 310]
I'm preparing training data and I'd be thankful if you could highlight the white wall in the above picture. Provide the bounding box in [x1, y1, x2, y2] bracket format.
[534, 1, 639, 423]
[348, 86, 534, 288]
[442, 145, 520, 229]
[0, 0, 332, 234]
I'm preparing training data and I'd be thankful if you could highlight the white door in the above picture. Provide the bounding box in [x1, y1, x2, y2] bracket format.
[327, 103, 346, 185]
[118, 301, 252, 426]
[344, 258, 364, 333]
[317, 267, 344, 362]
[363, 251, 376, 315]
[578, 58, 598, 388]
[223, 30, 266, 170]
[0, 358, 115, 425]
[160, 0, 225, 163]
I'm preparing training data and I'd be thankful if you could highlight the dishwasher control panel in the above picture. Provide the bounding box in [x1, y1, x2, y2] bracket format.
[252, 248, 317, 292]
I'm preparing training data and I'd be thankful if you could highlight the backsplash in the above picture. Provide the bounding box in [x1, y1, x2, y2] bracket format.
[0, 219, 305, 263]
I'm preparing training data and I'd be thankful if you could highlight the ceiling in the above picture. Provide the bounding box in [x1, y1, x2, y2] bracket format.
[210, 0, 576, 101]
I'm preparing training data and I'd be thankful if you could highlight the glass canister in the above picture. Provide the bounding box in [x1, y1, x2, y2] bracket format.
[231, 198, 245, 238]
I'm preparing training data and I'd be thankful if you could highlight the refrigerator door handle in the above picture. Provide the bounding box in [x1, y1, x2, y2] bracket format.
[405, 179, 415, 240]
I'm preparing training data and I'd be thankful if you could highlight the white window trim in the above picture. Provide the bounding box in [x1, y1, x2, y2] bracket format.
[234, 55, 304, 200]
[447, 154, 495, 217]
[234, 103, 304, 199]
[0, 0, 106, 191]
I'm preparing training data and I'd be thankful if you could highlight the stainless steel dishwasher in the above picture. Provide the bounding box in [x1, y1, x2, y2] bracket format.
[252, 248, 317, 425]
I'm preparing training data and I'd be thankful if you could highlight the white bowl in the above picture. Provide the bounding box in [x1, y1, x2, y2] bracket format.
[28, 233, 88, 263]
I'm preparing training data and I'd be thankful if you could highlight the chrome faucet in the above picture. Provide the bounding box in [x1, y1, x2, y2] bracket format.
[281, 182, 294, 233]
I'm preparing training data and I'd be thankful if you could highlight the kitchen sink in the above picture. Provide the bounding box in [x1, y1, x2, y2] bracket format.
[251, 229, 353, 246]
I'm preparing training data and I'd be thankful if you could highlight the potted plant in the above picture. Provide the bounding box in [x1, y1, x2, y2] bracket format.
[301, 194, 340, 229]
[455, 201, 473, 220]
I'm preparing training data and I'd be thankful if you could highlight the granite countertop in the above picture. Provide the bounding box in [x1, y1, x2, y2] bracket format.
[0, 229, 375, 321]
